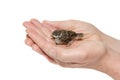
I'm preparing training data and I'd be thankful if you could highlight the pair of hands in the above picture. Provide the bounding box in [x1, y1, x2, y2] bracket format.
[23, 19, 107, 68]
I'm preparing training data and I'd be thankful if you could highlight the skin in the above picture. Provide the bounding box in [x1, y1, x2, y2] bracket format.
[23, 19, 120, 80]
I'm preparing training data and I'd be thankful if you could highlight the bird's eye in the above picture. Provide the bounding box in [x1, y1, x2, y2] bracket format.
[52, 36, 55, 39]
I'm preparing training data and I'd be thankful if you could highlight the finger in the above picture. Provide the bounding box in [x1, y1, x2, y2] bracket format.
[55, 59, 86, 68]
[23, 21, 46, 39]
[31, 44, 56, 64]
[25, 34, 56, 63]
[42, 22, 56, 32]
[42, 20, 76, 30]
[30, 19, 52, 38]
[25, 35, 56, 64]
[25, 23, 57, 59]
[24, 21, 49, 43]
[25, 36, 34, 47]
[24, 21, 58, 59]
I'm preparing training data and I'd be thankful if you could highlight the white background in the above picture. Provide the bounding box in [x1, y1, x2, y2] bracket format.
[0, 0, 120, 80]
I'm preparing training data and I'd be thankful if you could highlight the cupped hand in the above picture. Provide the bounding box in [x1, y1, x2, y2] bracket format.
[23, 19, 107, 68]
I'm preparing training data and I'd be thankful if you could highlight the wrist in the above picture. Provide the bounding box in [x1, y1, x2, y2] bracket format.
[95, 34, 120, 80]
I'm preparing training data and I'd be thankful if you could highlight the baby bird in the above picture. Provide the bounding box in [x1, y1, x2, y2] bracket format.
[51, 29, 83, 45]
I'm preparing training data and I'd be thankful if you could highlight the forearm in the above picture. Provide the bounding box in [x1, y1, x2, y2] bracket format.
[95, 34, 120, 80]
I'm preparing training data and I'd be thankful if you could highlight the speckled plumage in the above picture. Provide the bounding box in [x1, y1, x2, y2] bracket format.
[51, 30, 83, 45]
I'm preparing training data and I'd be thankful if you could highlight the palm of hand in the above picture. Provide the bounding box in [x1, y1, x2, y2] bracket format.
[49, 21, 106, 67]
[24, 19, 106, 68]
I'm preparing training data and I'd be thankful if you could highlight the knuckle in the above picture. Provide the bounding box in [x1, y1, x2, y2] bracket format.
[57, 62, 68, 67]
[56, 52, 66, 61]
[24, 39, 28, 44]
[68, 19, 77, 23]
[25, 39, 30, 45]
[60, 64, 68, 67]
[32, 45, 39, 51]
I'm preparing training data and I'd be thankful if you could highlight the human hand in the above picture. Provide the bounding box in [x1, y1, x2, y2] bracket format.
[23, 19, 107, 68]
[23, 19, 120, 79]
